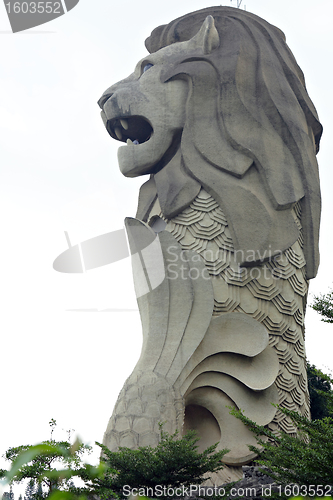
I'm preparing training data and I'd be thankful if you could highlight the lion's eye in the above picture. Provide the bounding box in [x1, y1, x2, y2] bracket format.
[142, 63, 154, 74]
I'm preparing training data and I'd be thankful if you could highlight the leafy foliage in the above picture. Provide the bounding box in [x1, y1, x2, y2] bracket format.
[230, 405, 333, 488]
[1, 441, 91, 496]
[1, 422, 228, 500]
[24, 480, 37, 500]
[312, 288, 333, 323]
[307, 363, 333, 420]
[0, 421, 104, 500]
[92, 425, 228, 499]
[1, 486, 14, 500]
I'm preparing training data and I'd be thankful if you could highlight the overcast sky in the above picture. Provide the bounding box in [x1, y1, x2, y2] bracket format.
[1, 0, 333, 490]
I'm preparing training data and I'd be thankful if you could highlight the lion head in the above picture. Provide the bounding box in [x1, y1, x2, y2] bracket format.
[98, 7, 322, 278]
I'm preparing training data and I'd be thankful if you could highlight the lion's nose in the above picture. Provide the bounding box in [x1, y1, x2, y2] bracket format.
[97, 92, 113, 109]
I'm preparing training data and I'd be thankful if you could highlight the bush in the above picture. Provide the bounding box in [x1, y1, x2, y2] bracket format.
[0, 420, 103, 500]
[92, 425, 228, 499]
[1, 423, 228, 500]
[307, 363, 333, 420]
[230, 405, 333, 489]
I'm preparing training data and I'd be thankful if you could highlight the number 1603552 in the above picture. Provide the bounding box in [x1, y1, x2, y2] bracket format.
[5, 2, 62, 14]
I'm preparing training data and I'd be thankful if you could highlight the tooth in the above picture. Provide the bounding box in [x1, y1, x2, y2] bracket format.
[120, 119, 129, 130]
[127, 138, 133, 145]
[115, 127, 122, 140]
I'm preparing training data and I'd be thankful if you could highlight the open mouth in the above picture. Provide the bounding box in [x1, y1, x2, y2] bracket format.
[106, 116, 153, 145]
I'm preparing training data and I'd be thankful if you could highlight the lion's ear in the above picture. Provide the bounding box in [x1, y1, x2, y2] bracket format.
[190, 15, 220, 55]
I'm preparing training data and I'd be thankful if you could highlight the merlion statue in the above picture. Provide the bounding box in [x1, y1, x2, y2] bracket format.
[97, 7, 322, 482]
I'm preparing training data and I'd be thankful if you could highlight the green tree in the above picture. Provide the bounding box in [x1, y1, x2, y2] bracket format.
[230, 405, 333, 489]
[24, 479, 36, 500]
[0, 422, 229, 500]
[312, 287, 333, 323]
[1, 486, 14, 500]
[307, 363, 333, 420]
[0, 420, 94, 499]
[91, 425, 228, 499]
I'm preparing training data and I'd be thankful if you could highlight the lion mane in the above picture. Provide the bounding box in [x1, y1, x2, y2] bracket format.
[136, 7, 322, 279]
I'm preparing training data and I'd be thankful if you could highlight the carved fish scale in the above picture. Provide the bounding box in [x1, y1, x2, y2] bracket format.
[102, 189, 310, 483]
[151, 189, 310, 434]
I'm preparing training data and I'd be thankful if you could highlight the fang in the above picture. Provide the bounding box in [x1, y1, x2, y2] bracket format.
[115, 127, 122, 140]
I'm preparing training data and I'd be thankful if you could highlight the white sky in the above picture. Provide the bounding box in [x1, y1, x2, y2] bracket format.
[1, 0, 333, 490]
